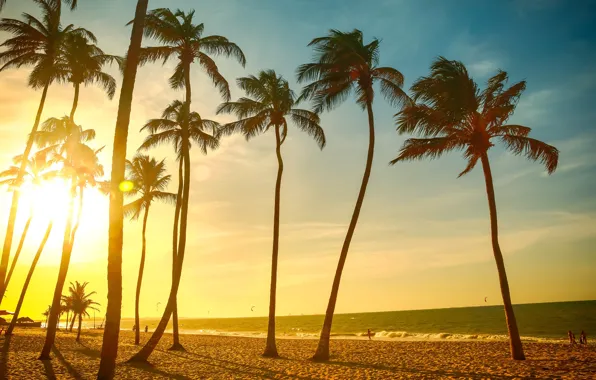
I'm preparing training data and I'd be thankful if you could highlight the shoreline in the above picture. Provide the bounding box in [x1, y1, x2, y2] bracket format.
[2, 329, 595, 379]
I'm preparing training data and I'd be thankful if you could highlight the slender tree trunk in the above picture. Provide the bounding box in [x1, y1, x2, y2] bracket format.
[5, 222, 53, 336]
[76, 313, 82, 341]
[70, 83, 80, 122]
[70, 312, 76, 332]
[0, 83, 50, 304]
[313, 99, 376, 361]
[98, 1, 148, 378]
[263, 124, 284, 358]
[134, 205, 150, 345]
[129, 130, 192, 362]
[170, 158, 183, 349]
[4, 211, 33, 290]
[39, 180, 77, 360]
[480, 154, 525, 360]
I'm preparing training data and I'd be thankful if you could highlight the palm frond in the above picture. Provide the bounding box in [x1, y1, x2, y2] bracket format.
[500, 135, 559, 174]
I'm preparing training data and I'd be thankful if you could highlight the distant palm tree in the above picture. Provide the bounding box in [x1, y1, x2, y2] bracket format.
[36, 117, 103, 359]
[62, 32, 121, 121]
[0, 151, 54, 295]
[98, 1, 149, 377]
[42, 305, 51, 327]
[124, 154, 175, 345]
[217, 70, 325, 357]
[0, 0, 93, 307]
[64, 281, 100, 341]
[297, 29, 409, 361]
[390, 57, 559, 360]
[136, 7, 245, 348]
[129, 100, 220, 361]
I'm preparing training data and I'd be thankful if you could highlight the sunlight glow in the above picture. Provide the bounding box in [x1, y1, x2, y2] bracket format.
[119, 180, 134, 192]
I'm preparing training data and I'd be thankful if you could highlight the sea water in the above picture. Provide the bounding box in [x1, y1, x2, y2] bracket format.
[115, 300, 595, 342]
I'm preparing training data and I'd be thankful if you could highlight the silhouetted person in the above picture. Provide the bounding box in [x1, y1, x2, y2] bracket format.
[367, 329, 372, 340]
[568, 330, 576, 344]
[132, 324, 136, 332]
[579, 330, 587, 345]
[145, 325, 148, 333]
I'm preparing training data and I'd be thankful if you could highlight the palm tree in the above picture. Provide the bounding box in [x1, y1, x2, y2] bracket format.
[36, 117, 102, 360]
[129, 100, 219, 361]
[62, 32, 121, 122]
[0, 151, 54, 296]
[390, 57, 559, 360]
[98, 1, 149, 377]
[0, 0, 93, 303]
[64, 281, 100, 341]
[124, 154, 175, 345]
[42, 304, 51, 328]
[61, 294, 74, 331]
[296, 29, 409, 361]
[217, 70, 325, 357]
[136, 7, 245, 348]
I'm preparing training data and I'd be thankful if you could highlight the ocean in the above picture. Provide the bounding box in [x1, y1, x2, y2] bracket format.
[110, 300, 595, 342]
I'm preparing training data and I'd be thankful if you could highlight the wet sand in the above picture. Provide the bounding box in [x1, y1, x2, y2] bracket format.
[1, 329, 595, 379]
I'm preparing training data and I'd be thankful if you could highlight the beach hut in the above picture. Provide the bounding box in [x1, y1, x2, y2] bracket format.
[16, 317, 35, 323]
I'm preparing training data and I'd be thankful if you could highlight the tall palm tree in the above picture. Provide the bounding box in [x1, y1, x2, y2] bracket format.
[217, 70, 325, 357]
[98, 2, 149, 377]
[136, 7, 245, 347]
[124, 154, 175, 345]
[0, 151, 54, 296]
[62, 32, 121, 122]
[64, 281, 100, 341]
[390, 57, 559, 360]
[0, 0, 93, 303]
[35, 117, 102, 360]
[296, 29, 409, 361]
[129, 100, 219, 362]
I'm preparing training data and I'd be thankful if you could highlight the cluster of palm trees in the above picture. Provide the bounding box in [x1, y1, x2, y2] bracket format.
[0, 1, 559, 378]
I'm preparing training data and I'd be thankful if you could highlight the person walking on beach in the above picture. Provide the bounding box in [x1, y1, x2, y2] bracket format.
[145, 325, 148, 333]
[579, 330, 586, 345]
[367, 329, 373, 340]
[132, 324, 136, 332]
[568, 330, 576, 344]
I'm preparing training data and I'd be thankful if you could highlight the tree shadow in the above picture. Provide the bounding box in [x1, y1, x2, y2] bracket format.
[0, 336, 11, 379]
[126, 360, 192, 380]
[51, 346, 83, 380]
[42, 359, 57, 380]
[166, 350, 317, 380]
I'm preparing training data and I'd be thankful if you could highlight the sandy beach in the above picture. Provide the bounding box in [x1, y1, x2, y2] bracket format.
[0, 329, 594, 379]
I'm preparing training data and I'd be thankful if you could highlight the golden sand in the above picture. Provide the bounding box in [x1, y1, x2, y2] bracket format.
[0, 329, 594, 379]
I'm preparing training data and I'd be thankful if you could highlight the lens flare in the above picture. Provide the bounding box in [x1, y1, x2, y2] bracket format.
[119, 180, 134, 192]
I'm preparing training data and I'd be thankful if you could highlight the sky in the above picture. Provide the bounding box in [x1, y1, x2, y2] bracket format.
[0, 0, 595, 321]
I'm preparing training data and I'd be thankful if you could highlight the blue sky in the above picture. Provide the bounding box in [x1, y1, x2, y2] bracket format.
[0, 0, 594, 319]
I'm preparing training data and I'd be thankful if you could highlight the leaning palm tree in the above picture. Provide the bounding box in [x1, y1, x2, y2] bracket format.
[217, 70, 325, 357]
[98, 1, 149, 377]
[129, 100, 219, 362]
[136, 7, 245, 348]
[66, 281, 100, 341]
[296, 29, 409, 361]
[390, 57, 559, 360]
[0, 151, 54, 295]
[0, 0, 94, 302]
[36, 117, 103, 360]
[61, 32, 121, 122]
[124, 154, 175, 345]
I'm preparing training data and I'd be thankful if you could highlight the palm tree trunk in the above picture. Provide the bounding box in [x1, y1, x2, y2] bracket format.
[70, 186, 84, 246]
[480, 153, 525, 360]
[70, 83, 80, 122]
[98, 1, 149, 378]
[312, 99, 376, 362]
[134, 205, 150, 345]
[171, 158, 183, 349]
[4, 211, 33, 290]
[76, 313, 82, 342]
[129, 137, 192, 362]
[263, 124, 284, 358]
[5, 222, 53, 336]
[39, 180, 77, 360]
[70, 312, 76, 332]
[0, 82, 50, 304]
